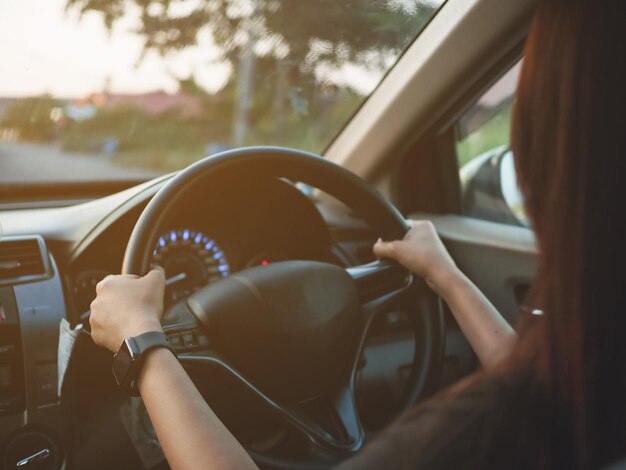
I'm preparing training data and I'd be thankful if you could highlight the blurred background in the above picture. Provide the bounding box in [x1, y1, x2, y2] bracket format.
[0, 0, 444, 183]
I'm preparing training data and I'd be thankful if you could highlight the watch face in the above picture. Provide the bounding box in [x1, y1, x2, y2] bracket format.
[112, 338, 137, 386]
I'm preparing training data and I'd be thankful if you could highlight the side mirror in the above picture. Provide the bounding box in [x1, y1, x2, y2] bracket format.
[499, 150, 528, 226]
[459, 146, 528, 226]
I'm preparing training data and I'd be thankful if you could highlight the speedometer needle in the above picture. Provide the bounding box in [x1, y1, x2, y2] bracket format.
[165, 272, 187, 287]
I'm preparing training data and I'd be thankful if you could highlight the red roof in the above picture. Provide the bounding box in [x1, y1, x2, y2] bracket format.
[97, 91, 204, 117]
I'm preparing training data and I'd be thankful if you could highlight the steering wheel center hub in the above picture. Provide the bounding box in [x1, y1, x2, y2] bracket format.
[187, 260, 360, 400]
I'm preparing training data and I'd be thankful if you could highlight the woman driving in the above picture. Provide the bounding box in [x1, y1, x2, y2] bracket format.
[89, 1, 626, 468]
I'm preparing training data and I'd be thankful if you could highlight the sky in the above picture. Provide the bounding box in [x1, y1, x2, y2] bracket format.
[0, 0, 231, 98]
[479, 61, 521, 107]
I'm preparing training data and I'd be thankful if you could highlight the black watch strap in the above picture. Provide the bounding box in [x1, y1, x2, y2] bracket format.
[128, 330, 175, 395]
[133, 330, 173, 355]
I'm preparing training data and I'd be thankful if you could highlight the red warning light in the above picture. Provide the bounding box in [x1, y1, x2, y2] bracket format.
[261, 260, 269, 266]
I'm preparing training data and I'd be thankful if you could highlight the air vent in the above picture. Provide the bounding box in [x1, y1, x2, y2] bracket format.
[0, 237, 48, 284]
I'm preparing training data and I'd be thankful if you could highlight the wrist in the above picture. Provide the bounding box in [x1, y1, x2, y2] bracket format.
[428, 266, 467, 298]
[112, 330, 173, 396]
[126, 317, 162, 339]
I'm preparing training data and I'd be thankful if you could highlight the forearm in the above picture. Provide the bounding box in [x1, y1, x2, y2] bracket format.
[436, 269, 517, 368]
[137, 348, 257, 470]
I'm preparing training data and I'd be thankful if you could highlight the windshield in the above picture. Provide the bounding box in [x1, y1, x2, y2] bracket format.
[0, 0, 444, 185]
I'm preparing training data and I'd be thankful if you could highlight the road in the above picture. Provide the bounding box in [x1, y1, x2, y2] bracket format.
[0, 142, 159, 184]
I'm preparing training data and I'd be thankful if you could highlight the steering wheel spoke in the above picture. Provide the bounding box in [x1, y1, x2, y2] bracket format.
[161, 301, 212, 353]
[178, 352, 364, 456]
[347, 260, 414, 317]
[327, 384, 365, 452]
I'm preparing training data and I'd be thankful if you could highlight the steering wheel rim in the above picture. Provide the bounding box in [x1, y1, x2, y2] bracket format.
[122, 146, 444, 468]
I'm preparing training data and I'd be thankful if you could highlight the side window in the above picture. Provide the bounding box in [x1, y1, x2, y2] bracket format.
[455, 61, 528, 226]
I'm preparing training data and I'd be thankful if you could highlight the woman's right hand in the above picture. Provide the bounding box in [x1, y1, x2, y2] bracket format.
[90, 269, 165, 353]
[373, 220, 461, 296]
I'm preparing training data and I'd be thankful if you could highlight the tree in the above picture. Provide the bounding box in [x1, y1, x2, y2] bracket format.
[65, 0, 438, 147]
[2, 95, 62, 142]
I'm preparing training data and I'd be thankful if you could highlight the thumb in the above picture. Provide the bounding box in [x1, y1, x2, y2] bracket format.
[145, 266, 166, 285]
[373, 238, 398, 260]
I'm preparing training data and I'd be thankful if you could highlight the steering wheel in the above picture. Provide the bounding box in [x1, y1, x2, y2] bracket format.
[122, 147, 444, 469]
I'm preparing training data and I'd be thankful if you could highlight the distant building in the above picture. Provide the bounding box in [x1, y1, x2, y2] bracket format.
[87, 90, 205, 118]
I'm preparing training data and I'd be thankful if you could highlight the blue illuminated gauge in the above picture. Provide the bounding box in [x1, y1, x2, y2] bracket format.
[152, 229, 230, 305]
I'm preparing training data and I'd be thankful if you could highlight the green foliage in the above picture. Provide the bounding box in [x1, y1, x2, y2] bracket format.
[1, 95, 62, 142]
[61, 105, 212, 171]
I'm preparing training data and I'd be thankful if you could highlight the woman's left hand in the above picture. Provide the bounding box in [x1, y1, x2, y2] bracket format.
[89, 268, 166, 352]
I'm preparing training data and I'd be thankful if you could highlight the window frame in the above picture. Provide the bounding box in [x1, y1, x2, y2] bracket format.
[396, 44, 525, 223]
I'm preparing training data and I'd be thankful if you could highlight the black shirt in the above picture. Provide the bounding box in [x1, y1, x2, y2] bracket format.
[338, 370, 541, 469]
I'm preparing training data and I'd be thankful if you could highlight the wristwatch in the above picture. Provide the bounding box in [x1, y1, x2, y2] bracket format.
[112, 330, 174, 396]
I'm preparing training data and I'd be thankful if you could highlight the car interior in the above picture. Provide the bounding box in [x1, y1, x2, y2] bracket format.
[0, 0, 540, 468]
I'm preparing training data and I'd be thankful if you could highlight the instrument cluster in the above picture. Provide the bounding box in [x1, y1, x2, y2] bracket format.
[71, 228, 292, 316]
[69, 177, 335, 322]
[153, 229, 230, 305]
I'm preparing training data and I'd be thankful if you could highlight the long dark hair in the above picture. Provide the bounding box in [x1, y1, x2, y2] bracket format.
[512, 0, 626, 467]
